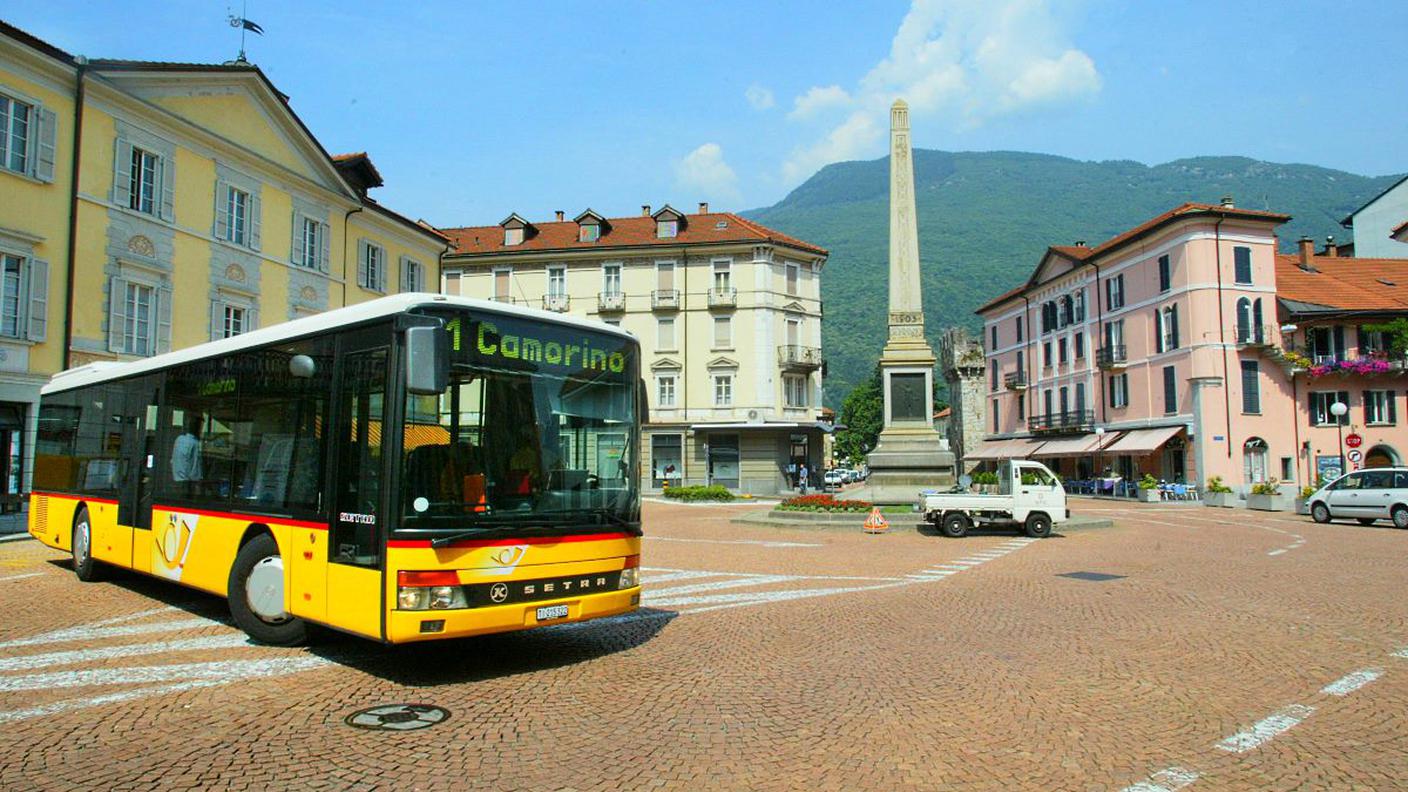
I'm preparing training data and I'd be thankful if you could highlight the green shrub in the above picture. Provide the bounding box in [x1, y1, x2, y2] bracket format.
[1137, 474, 1159, 490]
[1249, 479, 1281, 496]
[662, 485, 735, 502]
[1207, 476, 1233, 494]
[1300, 485, 1316, 499]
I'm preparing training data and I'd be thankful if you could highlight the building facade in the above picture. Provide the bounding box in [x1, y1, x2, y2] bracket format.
[1342, 175, 1408, 259]
[0, 22, 447, 509]
[439, 204, 831, 495]
[973, 201, 1408, 497]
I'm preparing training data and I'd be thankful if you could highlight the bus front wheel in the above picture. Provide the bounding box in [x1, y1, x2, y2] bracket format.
[72, 507, 101, 581]
[228, 533, 307, 646]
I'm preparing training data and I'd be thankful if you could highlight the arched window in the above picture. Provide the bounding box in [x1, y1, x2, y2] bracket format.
[1252, 298, 1264, 342]
[1060, 295, 1074, 327]
[1243, 437, 1269, 484]
[1235, 298, 1252, 343]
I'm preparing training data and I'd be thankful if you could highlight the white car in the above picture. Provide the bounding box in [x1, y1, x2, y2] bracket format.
[1306, 467, 1408, 528]
[824, 470, 846, 488]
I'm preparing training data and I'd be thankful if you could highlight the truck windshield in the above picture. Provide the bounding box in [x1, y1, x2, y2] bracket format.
[398, 310, 638, 533]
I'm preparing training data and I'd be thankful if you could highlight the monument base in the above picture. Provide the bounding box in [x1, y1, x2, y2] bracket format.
[860, 424, 955, 504]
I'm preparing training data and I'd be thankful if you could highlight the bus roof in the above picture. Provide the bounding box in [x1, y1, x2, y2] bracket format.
[43, 292, 636, 395]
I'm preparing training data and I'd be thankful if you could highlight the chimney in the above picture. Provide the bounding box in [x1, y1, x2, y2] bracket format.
[698, 201, 709, 214]
[554, 210, 564, 222]
[1074, 240, 1087, 247]
[1323, 235, 1337, 258]
[1297, 236, 1316, 270]
[642, 204, 651, 216]
[1219, 195, 1235, 209]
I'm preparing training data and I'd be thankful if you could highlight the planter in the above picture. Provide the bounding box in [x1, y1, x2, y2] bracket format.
[1137, 488, 1162, 503]
[1247, 493, 1294, 512]
[1204, 491, 1237, 508]
[1293, 498, 1310, 515]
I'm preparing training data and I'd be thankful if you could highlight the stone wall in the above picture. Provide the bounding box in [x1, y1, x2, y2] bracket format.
[938, 327, 987, 474]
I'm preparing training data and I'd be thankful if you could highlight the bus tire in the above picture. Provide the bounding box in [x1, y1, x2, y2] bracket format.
[228, 533, 307, 646]
[941, 512, 970, 538]
[1024, 512, 1052, 538]
[72, 506, 101, 582]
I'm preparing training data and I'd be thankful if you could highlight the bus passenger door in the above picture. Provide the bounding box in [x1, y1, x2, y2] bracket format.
[325, 341, 390, 640]
[120, 375, 160, 573]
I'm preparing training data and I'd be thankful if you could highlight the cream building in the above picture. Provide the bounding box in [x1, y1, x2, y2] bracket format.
[439, 204, 832, 495]
[0, 21, 447, 510]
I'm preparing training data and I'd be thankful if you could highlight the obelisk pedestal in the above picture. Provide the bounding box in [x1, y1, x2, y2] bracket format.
[862, 99, 955, 503]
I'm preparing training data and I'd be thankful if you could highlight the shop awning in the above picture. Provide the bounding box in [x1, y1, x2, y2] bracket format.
[1103, 425, 1183, 455]
[1031, 434, 1105, 457]
[965, 437, 1046, 461]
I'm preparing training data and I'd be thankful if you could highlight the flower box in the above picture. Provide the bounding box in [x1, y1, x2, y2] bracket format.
[1247, 493, 1294, 512]
[1137, 488, 1161, 503]
[1204, 491, 1237, 508]
[1293, 498, 1311, 515]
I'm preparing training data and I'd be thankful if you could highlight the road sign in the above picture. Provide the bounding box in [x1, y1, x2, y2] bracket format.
[1345, 433, 1364, 449]
[1347, 449, 1363, 463]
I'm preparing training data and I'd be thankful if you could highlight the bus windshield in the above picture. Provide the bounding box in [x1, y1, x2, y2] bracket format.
[399, 310, 639, 531]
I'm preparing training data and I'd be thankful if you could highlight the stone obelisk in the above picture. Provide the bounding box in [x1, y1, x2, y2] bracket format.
[863, 99, 954, 501]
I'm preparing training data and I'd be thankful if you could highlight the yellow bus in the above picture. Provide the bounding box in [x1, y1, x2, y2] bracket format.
[29, 294, 643, 644]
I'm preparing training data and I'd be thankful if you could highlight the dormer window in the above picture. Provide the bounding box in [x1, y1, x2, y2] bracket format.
[657, 219, 677, 239]
[580, 223, 599, 242]
[504, 227, 523, 246]
[499, 212, 532, 247]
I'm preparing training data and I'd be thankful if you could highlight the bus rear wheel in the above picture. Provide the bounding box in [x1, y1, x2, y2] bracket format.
[228, 533, 307, 646]
[72, 507, 101, 582]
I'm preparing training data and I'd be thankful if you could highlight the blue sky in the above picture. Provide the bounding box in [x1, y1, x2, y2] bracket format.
[11, 1, 1407, 227]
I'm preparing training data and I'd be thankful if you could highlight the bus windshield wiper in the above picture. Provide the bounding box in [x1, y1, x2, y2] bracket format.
[427, 522, 549, 548]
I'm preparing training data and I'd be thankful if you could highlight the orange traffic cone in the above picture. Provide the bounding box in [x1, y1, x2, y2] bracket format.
[863, 506, 889, 534]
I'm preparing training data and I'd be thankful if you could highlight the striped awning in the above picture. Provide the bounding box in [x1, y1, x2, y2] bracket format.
[965, 437, 1046, 461]
[1104, 425, 1183, 455]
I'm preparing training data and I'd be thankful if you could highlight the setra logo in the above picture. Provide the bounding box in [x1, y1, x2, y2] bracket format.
[489, 583, 509, 603]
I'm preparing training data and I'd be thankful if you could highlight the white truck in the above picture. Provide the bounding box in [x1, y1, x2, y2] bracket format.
[920, 460, 1069, 538]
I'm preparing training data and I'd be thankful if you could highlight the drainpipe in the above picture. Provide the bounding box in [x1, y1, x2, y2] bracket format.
[1021, 294, 1032, 432]
[1213, 216, 1231, 458]
[341, 205, 363, 306]
[1093, 260, 1105, 424]
[61, 59, 88, 371]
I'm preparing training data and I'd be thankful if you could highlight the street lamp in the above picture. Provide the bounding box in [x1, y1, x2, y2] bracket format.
[1331, 401, 1349, 475]
[1094, 426, 1106, 496]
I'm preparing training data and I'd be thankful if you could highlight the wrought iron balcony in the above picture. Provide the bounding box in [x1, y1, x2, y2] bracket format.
[1096, 345, 1127, 369]
[1004, 371, 1029, 390]
[597, 291, 626, 312]
[778, 345, 823, 372]
[707, 287, 738, 309]
[542, 294, 570, 313]
[1235, 325, 1275, 347]
[1028, 409, 1095, 435]
[651, 289, 680, 310]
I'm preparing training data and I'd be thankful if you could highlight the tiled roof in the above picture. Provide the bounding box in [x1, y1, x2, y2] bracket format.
[1049, 245, 1095, 261]
[1275, 254, 1408, 313]
[440, 212, 828, 258]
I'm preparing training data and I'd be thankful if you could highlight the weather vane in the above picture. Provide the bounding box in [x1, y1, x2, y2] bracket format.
[227, 1, 264, 63]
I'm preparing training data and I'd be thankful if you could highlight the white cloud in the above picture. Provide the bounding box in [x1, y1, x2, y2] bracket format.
[787, 85, 852, 120]
[675, 143, 741, 203]
[781, 0, 1101, 184]
[745, 84, 775, 111]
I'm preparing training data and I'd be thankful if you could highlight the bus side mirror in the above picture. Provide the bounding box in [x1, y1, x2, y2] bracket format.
[405, 325, 448, 395]
[637, 378, 650, 424]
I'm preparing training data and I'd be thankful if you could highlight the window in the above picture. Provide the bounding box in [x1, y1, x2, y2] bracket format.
[1043, 341, 1052, 368]
[122, 282, 155, 356]
[0, 255, 20, 338]
[651, 434, 682, 487]
[602, 263, 622, 296]
[1075, 382, 1086, 415]
[1042, 302, 1055, 334]
[1043, 389, 1053, 419]
[1309, 390, 1351, 426]
[579, 223, 600, 242]
[224, 186, 250, 245]
[1365, 390, 1397, 425]
[1059, 386, 1069, 416]
[1233, 246, 1252, 285]
[1017, 393, 1025, 420]
[1073, 289, 1086, 323]
[712, 258, 732, 292]
[991, 325, 998, 349]
[1158, 255, 1171, 292]
[1015, 316, 1023, 342]
[401, 258, 423, 292]
[1241, 360, 1261, 413]
[296, 216, 328, 270]
[129, 146, 159, 215]
[1105, 274, 1125, 311]
[1359, 327, 1388, 356]
[1109, 373, 1129, 409]
[657, 317, 676, 350]
[657, 375, 677, 408]
[0, 254, 45, 341]
[358, 241, 386, 291]
[1157, 304, 1179, 351]
[0, 94, 31, 174]
[993, 399, 1000, 433]
[1162, 365, 1177, 413]
[1060, 295, 1074, 327]
[990, 360, 998, 391]
[657, 219, 678, 239]
[504, 227, 524, 246]
[493, 268, 511, 301]
[1074, 332, 1084, 359]
[786, 262, 799, 296]
[547, 266, 566, 298]
[1309, 326, 1346, 363]
[1058, 338, 1068, 364]
[1235, 298, 1252, 343]
[656, 260, 675, 291]
[443, 272, 461, 296]
[1281, 457, 1294, 481]
[713, 315, 732, 348]
[1243, 437, 1268, 484]
[713, 374, 733, 406]
[1103, 319, 1125, 351]
[222, 305, 246, 338]
[785, 374, 808, 408]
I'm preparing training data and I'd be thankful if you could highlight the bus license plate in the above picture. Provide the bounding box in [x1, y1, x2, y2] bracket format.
[536, 605, 569, 622]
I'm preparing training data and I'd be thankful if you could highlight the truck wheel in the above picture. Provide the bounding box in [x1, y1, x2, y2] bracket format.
[1024, 513, 1052, 538]
[228, 533, 307, 646]
[941, 512, 970, 538]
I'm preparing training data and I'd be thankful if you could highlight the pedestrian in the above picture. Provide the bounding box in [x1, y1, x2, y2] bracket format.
[799, 462, 809, 495]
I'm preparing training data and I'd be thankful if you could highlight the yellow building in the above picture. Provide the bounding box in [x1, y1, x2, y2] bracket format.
[0, 21, 448, 508]
[440, 204, 832, 495]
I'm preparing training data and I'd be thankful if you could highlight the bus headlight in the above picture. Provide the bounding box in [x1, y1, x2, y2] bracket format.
[429, 586, 468, 609]
[398, 586, 430, 610]
[618, 554, 640, 589]
[396, 571, 466, 610]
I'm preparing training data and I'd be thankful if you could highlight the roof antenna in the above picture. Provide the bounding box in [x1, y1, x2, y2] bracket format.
[226, 1, 264, 64]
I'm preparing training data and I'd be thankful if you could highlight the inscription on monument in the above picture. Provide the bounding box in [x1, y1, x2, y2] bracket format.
[889, 373, 928, 421]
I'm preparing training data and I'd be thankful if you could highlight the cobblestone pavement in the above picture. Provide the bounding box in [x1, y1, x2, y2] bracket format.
[1, 499, 1406, 790]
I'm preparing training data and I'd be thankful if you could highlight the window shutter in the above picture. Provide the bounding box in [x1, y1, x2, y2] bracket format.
[156, 285, 173, 354]
[214, 181, 229, 240]
[319, 222, 331, 273]
[357, 241, 369, 288]
[290, 213, 304, 267]
[1171, 305, 1180, 349]
[107, 277, 128, 352]
[159, 156, 175, 221]
[400, 257, 411, 292]
[113, 140, 133, 207]
[248, 192, 261, 250]
[36, 107, 57, 183]
[1154, 310, 1163, 354]
[26, 258, 48, 342]
[247, 306, 258, 333]
[1391, 391, 1398, 424]
[210, 300, 223, 340]
[1108, 377, 1115, 408]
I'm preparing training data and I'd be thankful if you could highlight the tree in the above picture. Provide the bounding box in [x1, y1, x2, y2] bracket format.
[834, 365, 883, 463]
[1365, 318, 1408, 359]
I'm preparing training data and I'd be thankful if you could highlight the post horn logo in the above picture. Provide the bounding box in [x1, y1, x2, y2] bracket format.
[492, 545, 528, 568]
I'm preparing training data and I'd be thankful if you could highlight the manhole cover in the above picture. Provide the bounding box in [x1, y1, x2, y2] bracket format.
[1057, 571, 1126, 582]
[345, 704, 450, 731]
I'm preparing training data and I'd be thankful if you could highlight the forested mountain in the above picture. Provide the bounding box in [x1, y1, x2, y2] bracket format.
[744, 151, 1401, 403]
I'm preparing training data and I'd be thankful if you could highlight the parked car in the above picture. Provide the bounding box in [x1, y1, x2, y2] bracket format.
[824, 469, 846, 488]
[920, 459, 1068, 538]
[1306, 467, 1408, 528]
[845, 469, 861, 484]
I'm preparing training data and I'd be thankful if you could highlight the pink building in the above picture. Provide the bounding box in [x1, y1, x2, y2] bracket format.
[971, 201, 1408, 497]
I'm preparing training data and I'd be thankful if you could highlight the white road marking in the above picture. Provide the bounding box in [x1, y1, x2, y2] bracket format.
[1121, 766, 1200, 792]
[0, 679, 231, 724]
[645, 536, 822, 548]
[1393, 648, 1408, 659]
[0, 656, 326, 693]
[0, 572, 43, 582]
[1320, 668, 1383, 696]
[0, 634, 252, 672]
[1215, 704, 1316, 753]
[644, 574, 797, 599]
[640, 570, 720, 585]
[0, 618, 216, 649]
[1267, 549, 1287, 556]
[684, 581, 913, 614]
